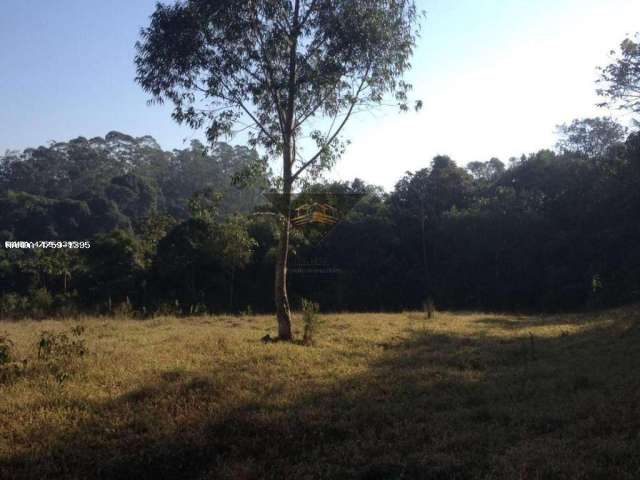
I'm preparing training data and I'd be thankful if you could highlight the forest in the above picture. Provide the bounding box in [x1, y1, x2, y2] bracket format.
[3, 2, 640, 479]
[1, 117, 638, 317]
[1, 2, 638, 325]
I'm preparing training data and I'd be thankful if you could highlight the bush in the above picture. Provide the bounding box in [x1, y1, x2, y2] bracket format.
[52, 291, 80, 318]
[1, 290, 82, 319]
[423, 297, 435, 319]
[113, 297, 135, 318]
[155, 300, 182, 317]
[29, 288, 54, 319]
[0, 361, 26, 384]
[0, 293, 28, 319]
[36, 326, 87, 383]
[0, 333, 14, 365]
[301, 298, 321, 346]
[37, 328, 86, 361]
[188, 303, 208, 315]
[0, 333, 26, 385]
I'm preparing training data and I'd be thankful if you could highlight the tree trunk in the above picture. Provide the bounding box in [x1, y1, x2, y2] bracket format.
[420, 206, 435, 318]
[274, 196, 292, 340]
[229, 266, 235, 312]
[275, 0, 299, 341]
[274, 137, 294, 340]
[420, 206, 430, 298]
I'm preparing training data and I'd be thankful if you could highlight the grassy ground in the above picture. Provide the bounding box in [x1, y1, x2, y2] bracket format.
[1, 307, 639, 479]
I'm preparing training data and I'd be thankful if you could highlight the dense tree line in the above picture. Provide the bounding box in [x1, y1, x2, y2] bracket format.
[1, 120, 638, 317]
[2, 28, 639, 319]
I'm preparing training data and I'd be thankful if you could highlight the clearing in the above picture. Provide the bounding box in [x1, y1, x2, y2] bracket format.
[1, 308, 639, 479]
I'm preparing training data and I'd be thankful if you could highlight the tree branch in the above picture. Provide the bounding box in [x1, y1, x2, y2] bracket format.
[291, 69, 369, 181]
[299, 0, 318, 30]
[217, 78, 279, 146]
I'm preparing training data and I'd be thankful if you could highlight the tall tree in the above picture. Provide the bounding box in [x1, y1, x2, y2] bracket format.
[391, 156, 470, 305]
[467, 158, 505, 182]
[555, 117, 628, 158]
[597, 33, 640, 116]
[135, 0, 421, 339]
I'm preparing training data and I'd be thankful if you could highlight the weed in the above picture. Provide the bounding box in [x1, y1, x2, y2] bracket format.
[301, 298, 321, 346]
[528, 331, 537, 361]
[37, 331, 85, 360]
[0, 360, 27, 384]
[217, 337, 228, 351]
[0, 332, 14, 365]
[0, 333, 24, 385]
[36, 327, 87, 383]
[188, 303, 208, 315]
[423, 297, 435, 319]
[70, 325, 85, 337]
[0, 332, 28, 385]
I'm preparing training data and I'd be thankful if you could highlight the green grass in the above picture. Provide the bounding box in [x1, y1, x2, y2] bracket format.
[1, 307, 639, 479]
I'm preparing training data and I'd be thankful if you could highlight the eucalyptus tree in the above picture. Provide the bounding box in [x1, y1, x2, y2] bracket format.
[598, 33, 640, 115]
[135, 0, 421, 339]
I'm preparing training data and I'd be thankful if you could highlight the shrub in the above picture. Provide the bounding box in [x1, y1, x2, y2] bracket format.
[113, 297, 135, 318]
[0, 333, 26, 385]
[188, 303, 208, 315]
[423, 297, 436, 319]
[156, 300, 181, 317]
[0, 333, 14, 365]
[0, 293, 28, 319]
[1, 290, 82, 320]
[29, 288, 54, 319]
[301, 298, 321, 346]
[37, 329, 86, 361]
[36, 326, 87, 383]
[0, 360, 26, 384]
[52, 291, 80, 318]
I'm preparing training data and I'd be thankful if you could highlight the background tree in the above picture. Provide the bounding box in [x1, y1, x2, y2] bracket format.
[390, 156, 470, 306]
[467, 157, 505, 183]
[555, 117, 628, 157]
[79, 229, 145, 311]
[2, 128, 640, 315]
[135, 0, 422, 339]
[151, 215, 254, 313]
[598, 32, 640, 116]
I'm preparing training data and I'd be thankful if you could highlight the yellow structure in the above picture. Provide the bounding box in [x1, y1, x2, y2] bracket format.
[291, 202, 338, 226]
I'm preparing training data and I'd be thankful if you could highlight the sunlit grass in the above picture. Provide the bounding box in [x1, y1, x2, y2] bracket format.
[1, 307, 639, 478]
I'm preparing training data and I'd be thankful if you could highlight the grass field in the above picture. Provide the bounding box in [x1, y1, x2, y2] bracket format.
[1, 307, 639, 479]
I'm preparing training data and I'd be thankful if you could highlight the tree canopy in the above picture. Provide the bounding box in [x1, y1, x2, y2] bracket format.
[598, 33, 640, 115]
[555, 117, 628, 157]
[135, 0, 421, 167]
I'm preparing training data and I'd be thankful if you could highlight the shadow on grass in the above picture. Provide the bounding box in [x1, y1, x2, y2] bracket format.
[473, 315, 585, 330]
[473, 307, 630, 331]
[3, 313, 640, 479]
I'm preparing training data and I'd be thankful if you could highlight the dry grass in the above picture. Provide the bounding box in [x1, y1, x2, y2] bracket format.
[1, 307, 639, 479]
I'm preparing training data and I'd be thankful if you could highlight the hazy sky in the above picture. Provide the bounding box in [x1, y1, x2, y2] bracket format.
[1, 0, 639, 190]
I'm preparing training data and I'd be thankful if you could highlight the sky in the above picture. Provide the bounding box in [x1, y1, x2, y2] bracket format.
[1, 0, 639, 191]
